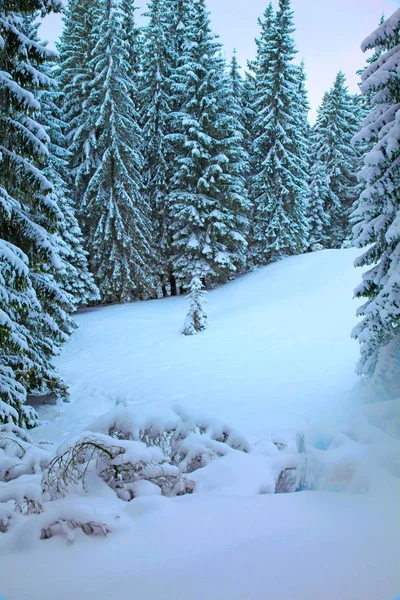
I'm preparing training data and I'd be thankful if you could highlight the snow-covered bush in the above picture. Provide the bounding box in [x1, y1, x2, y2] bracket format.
[0, 426, 118, 539]
[0, 406, 310, 543]
[87, 406, 250, 469]
[0, 407, 252, 539]
[40, 517, 110, 541]
[309, 242, 324, 253]
[182, 277, 208, 335]
[0, 425, 49, 532]
[43, 434, 181, 501]
[0, 424, 50, 483]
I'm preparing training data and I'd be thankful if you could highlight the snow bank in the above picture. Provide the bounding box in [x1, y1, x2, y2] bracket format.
[0, 405, 309, 545]
[1, 491, 399, 600]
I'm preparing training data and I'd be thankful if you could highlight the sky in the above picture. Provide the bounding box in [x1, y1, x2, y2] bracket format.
[40, 0, 399, 122]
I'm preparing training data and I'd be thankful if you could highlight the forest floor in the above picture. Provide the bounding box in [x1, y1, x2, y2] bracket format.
[1, 248, 400, 600]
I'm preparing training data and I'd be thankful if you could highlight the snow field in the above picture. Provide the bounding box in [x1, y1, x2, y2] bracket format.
[1, 248, 400, 600]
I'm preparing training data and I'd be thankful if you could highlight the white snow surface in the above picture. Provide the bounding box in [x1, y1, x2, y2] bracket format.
[35, 249, 364, 441]
[1, 248, 400, 600]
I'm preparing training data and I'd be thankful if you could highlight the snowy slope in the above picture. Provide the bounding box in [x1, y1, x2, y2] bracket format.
[35, 248, 362, 443]
[1, 248, 400, 600]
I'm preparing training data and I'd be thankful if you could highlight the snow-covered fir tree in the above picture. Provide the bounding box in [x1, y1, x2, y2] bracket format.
[229, 50, 253, 197]
[249, 0, 308, 265]
[0, 240, 38, 428]
[57, 0, 96, 189]
[247, 1, 274, 193]
[350, 15, 387, 238]
[0, 0, 75, 425]
[305, 161, 336, 251]
[294, 59, 312, 248]
[312, 72, 363, 247]
[241, 70, 257, 167]
[351, 9, 400, 393]
[168, 0, 249, 289]
[141, 0, 174, 297]
[161, 0, 196, 296]
[295, 60, 312, 166]
[121, 0, 142, 95]
[249, 2, 275, 78]
[74, 0, 155, 303]
[24, 1, 98, 308]
[182, 277, 207, 335]
[229, 49, 243, 108]
[356, 13, 386, 110]
[39, 84, 99, 306]
[224, 55, 252, 270]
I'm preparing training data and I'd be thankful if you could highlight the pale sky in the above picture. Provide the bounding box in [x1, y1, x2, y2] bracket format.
[40, 0, 399, 122]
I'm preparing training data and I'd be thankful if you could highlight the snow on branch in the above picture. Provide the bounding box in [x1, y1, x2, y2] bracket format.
[361, 9, 400, 52]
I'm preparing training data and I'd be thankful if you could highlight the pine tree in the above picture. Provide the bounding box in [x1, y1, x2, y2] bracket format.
[25, 4, 98, 308]
[229, 50, 253, 224]
[182, 277, 207, 335]
[57, 0, 96, 182]
[229, 49, 243, 108]
[350, 14, 386, 239]
[0, 0, 74, 425]
[121, 0, 142, 92]
[295, 60, 312, 165]
[356, 13, 386, 109]
[158, 0, 195, 296]
[167, 0, 196, 123]
[0, 241, 38, 428]
[248, 1, 275, 187]
[167, 0, 249, 289]
[40, 84, 99, 306]
[224, 55, 251, 271]
[141, 0, 174, 297]
[351, 9, 400, 391]
[305, 161, 335, 250]
[249, 0, 308, 265]
[74, 0, 155, 303]
[241, 70, 257, 157]
[312, 72, 362, 247]
[294, 59, 312, 248]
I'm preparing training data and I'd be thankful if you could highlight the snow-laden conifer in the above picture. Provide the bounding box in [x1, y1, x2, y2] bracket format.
[121, 0, 142, 94]
[39, 85, 99, 306]
[168, 0, 249, 288]
[351, 9, 400, 390]
[249, 0, 308, 265]
[229, 49, 243, 110]
[0, 0, 74, 424]
[76, 0, 155, 303]
[305, 161, 336, 251]
[229, 50, 253, 237]
[241, 71, 257, 186]
[248, 1, 275, 210]
[350, 15, 387, 239]
[312, 72, 362, 247]
[182, 277, 208, 335]
[0, 241, 39, 428]
[141, 0, 174, 297]
[295, 61, 312, 166]
[57, 0, 96, 186]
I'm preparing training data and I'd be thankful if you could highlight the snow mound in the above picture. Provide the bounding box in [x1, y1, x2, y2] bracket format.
[0, 406, 310, 544]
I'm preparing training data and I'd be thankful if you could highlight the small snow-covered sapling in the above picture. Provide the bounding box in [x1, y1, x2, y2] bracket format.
[182, 277, 208, 336]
